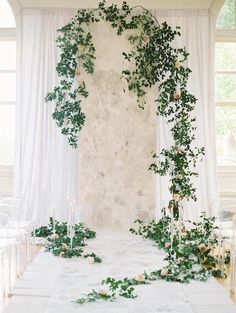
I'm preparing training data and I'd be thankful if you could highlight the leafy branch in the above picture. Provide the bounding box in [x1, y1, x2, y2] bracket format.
[45, 0, 204, 206]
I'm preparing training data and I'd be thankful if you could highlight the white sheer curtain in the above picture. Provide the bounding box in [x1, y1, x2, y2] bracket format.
[14, 8, 79, 226]
[152, 9, 219, 220]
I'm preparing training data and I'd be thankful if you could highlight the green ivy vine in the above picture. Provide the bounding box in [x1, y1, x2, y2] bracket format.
[45, 0, 204, 205]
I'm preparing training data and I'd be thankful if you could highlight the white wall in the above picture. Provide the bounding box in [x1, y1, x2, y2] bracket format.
[78, 21, 156, 230]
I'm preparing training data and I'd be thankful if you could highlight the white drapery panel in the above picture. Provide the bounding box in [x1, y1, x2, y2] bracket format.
[14, 8, 79, 226]
[152, 9, 219, 220]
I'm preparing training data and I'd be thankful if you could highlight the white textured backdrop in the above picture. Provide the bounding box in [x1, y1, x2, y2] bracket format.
[78, 21, 157, 230]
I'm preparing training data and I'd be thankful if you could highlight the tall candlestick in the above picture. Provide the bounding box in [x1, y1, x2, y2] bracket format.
[178, 204, 182, 249]
[66, 196, 70, 236]
[76, 200, 79, 224]
[170, 206, 174, 249]
[70, 225, 73, 248]
[218, 217, 223, 267]
[72, 199, 76, 226]
[53, 204, 56, 238]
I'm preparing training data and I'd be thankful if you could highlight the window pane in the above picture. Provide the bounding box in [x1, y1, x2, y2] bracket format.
[215, 74, 236, 102]
[0, 42, 16, 70]
[216, 42, 236, 71]
[0, 73, 16, 101]
[0, 104, 15, 165]
[216, 106, 236, 166]
[216, 0, 235, 29]
[0, 0, 15, 28]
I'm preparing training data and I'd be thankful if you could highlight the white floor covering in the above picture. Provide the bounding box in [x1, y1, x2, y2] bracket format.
[2, 233, 236, 313]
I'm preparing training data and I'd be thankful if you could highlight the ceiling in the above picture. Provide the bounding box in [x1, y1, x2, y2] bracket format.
[18, 0, 218, 9]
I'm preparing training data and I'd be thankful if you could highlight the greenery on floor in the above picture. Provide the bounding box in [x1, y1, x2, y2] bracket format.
[130, 212, 230, 282]
[75, 212, 230, 304]
[35, 218, 102, 262]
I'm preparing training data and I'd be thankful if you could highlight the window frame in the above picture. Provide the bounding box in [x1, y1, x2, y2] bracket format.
[214, 1, 236, 198]
[0, 6, 16, 198]
[215, 0, 236, 172]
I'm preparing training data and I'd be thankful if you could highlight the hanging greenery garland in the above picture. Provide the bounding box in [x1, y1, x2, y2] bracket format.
[45, 0, 204, 209]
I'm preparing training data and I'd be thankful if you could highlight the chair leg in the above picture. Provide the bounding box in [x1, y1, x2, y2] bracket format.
[7, 245, 12, 295]
[0, 253, 6, 304]
[33, 225, 36, 258]
[230, 248, 235, 295]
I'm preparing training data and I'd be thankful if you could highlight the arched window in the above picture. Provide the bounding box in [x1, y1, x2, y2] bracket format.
[215, 0, 236, 169]
[0, 0, 16, 197]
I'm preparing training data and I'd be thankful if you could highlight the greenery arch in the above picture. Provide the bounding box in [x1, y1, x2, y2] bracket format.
[45, 0, 204, 204]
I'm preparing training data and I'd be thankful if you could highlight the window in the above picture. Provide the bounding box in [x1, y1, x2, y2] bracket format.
[216, 0, 236, 166]
[0, 0, 16, 198]
[216, 0, 235, 29]
[0, 0, 16, 167]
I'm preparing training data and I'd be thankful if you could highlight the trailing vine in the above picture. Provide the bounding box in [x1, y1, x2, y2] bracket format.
[75, 214, 230, 304]
[45, 0, 204, 206]
[35, 218, 102, 262]
[130, 212, 230, 281]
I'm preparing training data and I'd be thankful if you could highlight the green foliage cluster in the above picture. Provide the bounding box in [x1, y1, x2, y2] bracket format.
[75, 214, 230, 304]
[45, 0, 204, 204]
[75, 274, 149, 304]
[146, 33, 205, 202]
[35, 218, 102, 261]
[130, 213, 230, 282]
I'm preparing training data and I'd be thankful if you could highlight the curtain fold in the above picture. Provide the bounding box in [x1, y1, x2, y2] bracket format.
[152, 9, 219, 220]
[14, 8, 79, 226]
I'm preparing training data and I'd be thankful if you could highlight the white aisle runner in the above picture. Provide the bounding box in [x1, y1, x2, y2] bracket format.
[3, 234, 236, 313]
[2, 249, 63, 313]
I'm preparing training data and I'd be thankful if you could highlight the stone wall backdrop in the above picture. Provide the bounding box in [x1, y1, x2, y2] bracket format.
[79, 21, 157, 231]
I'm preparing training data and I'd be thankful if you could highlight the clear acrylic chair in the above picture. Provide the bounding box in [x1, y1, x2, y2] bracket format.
[230, 215, 236, 294]
[0, 211, 19, 298]
[0, 204, 28, 278]
[219, 202, 236, 238]
[216, 200, 236, 274]
[0, 248, 5, 309]
[0, 198, 35, 261]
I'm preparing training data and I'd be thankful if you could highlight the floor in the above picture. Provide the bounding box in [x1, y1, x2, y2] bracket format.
[2, 234, 236, 313]
[3, 250, 62, 313]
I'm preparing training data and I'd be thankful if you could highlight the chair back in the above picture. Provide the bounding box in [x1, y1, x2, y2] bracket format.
[0, 198, 28, 221]
[0, 203, 21, 223]
[220, 204, 236, 223]
[0, 211, 9, 230]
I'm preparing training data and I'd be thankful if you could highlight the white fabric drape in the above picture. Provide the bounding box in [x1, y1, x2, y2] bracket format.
[152, 9, 219, 221]
[14, 8, 79, 226]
